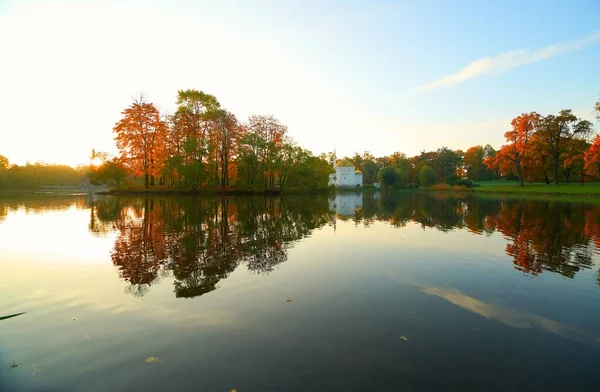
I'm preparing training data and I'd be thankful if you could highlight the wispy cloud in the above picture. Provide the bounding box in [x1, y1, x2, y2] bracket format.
[414, 30, 600, 92]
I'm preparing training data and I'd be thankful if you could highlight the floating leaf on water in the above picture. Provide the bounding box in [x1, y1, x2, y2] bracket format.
[8, 362, 20, 370]
[0, 312, 25, 322]
[286, 298, 293, 303]
[400, 336, 409, 341]
[145, 356, 163, 364]
[31, 365, 39, 376]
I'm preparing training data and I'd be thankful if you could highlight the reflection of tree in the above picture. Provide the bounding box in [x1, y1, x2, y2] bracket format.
[359, 192, 600, 284]
[111, 199, 168, 294]
[96, 194, 333, 298]
[0, 195, 87, 218]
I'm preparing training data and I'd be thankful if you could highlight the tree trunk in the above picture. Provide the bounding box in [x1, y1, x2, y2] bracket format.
[516, 158, 524, 187]
[565, 168, 571, 183]
[144, 173, 149, 188]
[552, 152, 559, 185]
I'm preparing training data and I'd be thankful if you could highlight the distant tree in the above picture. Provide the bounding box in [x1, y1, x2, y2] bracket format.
[535, 109, 593, 185]
[237, 132, 265, 189]
[433, 147, 461, 182]
[463, 145, 485, 180]
[561, 138, 589, 183]
[0, 155, 9, 171]
[88, 159, 129, 187]
[377, 166, 398, 188]
[584, 135, 600, 180]
[360, 159, 380, 185]
[394, 167, 410, 187]
[484, 112, 539, 187]
[246, 114, 287, 187]
[418, 165, 437, 187]
[595, 98, 600, 120]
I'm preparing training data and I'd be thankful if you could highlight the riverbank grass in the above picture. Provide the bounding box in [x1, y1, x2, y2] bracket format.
[473, 181, 600, 196]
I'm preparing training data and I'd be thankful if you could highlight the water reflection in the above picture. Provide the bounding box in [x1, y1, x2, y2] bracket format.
[358, 192, 599, 281]
[89, 196, 334, 297]
[85, 192, 600, 297]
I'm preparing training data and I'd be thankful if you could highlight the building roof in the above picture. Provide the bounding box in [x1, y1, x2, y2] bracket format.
[354, 169, 363, 174]
[335, 159, 354, 167]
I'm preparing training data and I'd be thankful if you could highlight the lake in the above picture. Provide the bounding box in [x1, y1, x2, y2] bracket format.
[1, 191, 599, 391]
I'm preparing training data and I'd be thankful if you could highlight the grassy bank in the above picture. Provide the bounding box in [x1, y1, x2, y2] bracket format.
[471, 181, 600, 197]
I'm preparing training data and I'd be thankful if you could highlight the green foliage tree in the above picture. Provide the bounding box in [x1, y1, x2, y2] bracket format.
[418, 165, 437, 187]
[535, 110, 593, 185]
[395, 167, 409, 187]
[87, 160, 129, 187]
[377, 166, 398, 188]
[433, 147, 461, 182]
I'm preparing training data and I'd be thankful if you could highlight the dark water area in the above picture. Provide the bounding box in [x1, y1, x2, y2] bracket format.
[1, 192, 599, 391]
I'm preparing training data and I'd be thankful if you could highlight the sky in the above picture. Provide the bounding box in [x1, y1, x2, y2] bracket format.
[0, 0, 599, 167]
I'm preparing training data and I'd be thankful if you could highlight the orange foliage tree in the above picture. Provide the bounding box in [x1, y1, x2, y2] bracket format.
[584, 135, 600, 180]
[484, 112, 539, 187]
[113, 96, 167, 188]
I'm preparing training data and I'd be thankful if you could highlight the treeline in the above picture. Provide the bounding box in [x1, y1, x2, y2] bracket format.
[89, 90, 332, 192]
[0, 156, 84, 190]
[338, 102, 599, 188]
[337, 145, 497, 189]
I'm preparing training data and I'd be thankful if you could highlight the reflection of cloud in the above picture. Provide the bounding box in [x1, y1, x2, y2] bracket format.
[414, 30, 600, 92]
[420, 285, 600, 346]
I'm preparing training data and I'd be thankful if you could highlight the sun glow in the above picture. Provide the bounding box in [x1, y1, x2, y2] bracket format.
[91, 157, 104, 167]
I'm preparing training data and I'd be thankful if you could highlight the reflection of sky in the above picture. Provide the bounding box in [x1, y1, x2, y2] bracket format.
[1, 202, 600, 391]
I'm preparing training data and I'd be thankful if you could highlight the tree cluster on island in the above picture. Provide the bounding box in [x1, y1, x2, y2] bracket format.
[89, 89, 332, 193]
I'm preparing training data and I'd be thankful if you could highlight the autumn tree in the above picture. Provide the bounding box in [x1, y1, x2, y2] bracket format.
[584, 135, 600, 180]
[463, 145, 485, 180]
[535, 109, 593, 185]
[113, 96, 167, 188]
[561, 138, 589, 183]
[484, 112, 539, 187]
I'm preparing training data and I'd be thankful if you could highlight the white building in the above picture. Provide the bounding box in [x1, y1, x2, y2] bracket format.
[328, 158, 363, 187]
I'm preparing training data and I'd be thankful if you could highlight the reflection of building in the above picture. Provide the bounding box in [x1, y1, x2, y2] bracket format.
[328, 155, 363, 187]
[330, 192, 363, 216]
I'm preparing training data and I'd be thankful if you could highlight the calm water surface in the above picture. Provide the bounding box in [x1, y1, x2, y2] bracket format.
[1, 192, 600, 391]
